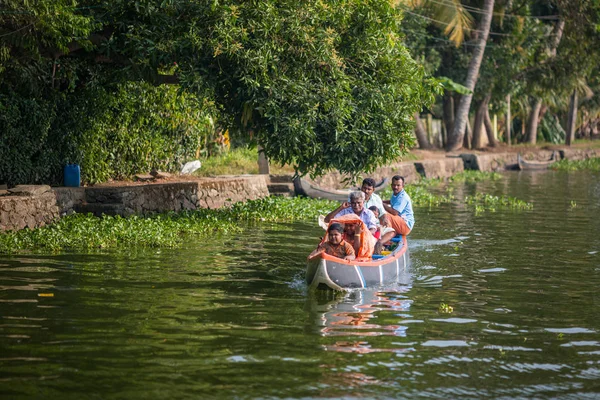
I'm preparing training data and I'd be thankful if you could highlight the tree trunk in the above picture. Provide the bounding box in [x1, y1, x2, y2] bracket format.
[446, 0, 495, 151]
[463, 118, 472, 149]
[413, 113, 432, 149]
[472, 99, 488, 149]
[258, 145, 270, 174]
[566, 89, 578, 146]
[443, 94, 455, 139]
[525, 99, 543, 144]
[484, 106, 497, 147]
[523, 20, 564, 145]
[506, 94, 511, 146]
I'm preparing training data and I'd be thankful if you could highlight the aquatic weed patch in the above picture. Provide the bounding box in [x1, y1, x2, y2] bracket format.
[379, 180, 453, 207]
[449, 171, 502, 183]
[224, 196, 337, 222]
[0, 197, 337, 253]
[465, 193, 533, 213]
[552, 158, 600, 172]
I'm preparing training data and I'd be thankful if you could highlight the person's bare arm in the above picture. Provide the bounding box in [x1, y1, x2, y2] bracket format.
[382, 201, 399, 216]
[324, 201, 350, 223]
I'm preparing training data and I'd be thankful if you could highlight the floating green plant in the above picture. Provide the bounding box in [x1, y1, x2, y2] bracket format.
[439, 303, 454, 313]
[552, 157, 600, 172]
[449, 170, 503, 183]
[379, 180, 454, 207]
[465, 193, 533, 211]
[0, 196, 337, 254]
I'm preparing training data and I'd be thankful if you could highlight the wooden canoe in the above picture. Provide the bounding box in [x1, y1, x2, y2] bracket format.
[306, 236, 410, 291]
[293, 177, 389, 201]
[517, 151, 558, 170]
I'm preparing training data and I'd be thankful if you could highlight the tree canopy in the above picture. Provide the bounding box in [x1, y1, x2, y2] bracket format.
[1, 0, 432, 179]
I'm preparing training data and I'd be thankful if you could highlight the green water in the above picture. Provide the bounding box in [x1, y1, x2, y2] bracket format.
[1, 171, 599, 399]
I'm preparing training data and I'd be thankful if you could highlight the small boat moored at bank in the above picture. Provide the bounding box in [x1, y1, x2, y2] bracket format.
[294, 177, 388, 201]
[517, 151, 558, 170]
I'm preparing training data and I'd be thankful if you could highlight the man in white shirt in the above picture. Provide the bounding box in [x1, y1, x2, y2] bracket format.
[350, 178, 386, 217]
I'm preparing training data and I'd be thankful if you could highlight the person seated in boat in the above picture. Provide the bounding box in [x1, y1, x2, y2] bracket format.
[380, 175, 414, 245]
[341, 221, 364, 255]
[324, 191, 378, 234]
[317, 222, 356, 261]
[369, 205, 396, 242]
[331, 214, 376, 259]
[350, 178, 386, 217]
[368, 205, 381, 239]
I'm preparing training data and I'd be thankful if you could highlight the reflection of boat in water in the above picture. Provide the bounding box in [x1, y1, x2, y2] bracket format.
[517, 151, 558, 170]
[293, 177, 388, 201]
[306, 236, 410, 291]
[306, 283, 414, 354]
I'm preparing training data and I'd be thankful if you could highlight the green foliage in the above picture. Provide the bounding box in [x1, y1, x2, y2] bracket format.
[0, 91, 61, 185]
[449, 171, 503, 183]
[2, 0, 432, 180]
[0, 196, 336, 253]
[465, 193, 533, 212]
[539, 113, 566, 144]
[195, 147, 294, 177]
[0, 82, 215, 185]
[437, 77, 472, 95]
[379, 180, 454, 206]
[66, 83, 215, 184]
[552, 157, 600, 172]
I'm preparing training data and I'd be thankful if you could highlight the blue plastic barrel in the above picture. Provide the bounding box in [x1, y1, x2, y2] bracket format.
[64, 164, 81, 187]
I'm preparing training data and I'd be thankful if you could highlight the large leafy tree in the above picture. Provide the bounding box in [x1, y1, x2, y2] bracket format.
[1, 0, 431, 178]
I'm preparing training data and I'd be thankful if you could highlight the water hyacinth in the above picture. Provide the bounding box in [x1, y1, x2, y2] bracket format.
[465, 193, 533, 212]
[449, 171, 503, 183]
[0, 178, 535, 253]
[552, 158, 600, 172]
[0, 197, 337, 254]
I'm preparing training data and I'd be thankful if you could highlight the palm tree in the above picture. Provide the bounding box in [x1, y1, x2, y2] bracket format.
[446, 0, 495, 151]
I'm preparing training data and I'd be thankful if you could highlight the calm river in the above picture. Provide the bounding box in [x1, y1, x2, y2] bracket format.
[1, 171, 599, 399]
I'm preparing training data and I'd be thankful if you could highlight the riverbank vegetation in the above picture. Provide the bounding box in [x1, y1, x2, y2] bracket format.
[552, 158, 600, 172]
[0, 172, 535, 253]
[2, 1, 598, 187]
[0, 197, 337, 253]
[0, 0, 430, 185]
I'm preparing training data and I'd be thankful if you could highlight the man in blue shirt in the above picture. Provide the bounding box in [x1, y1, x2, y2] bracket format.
[381, 175, 414, 243]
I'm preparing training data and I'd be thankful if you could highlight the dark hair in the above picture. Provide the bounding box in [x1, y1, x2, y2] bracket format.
[392, 175, 405, 184]
[328, 222, 344, 234]
[362, 178, 376, 188]
[368, 205, 379, 213]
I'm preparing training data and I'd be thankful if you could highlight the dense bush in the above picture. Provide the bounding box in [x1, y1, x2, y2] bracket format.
[0, 83, 215, 186]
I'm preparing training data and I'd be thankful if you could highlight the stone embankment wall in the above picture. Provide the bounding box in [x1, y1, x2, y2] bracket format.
[308, 148, 599, 189]
[1, 148, 598, 232]
[0, 186, 59, 232]
[54, 175, 270, 216]
[1, 176, 269, 231]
